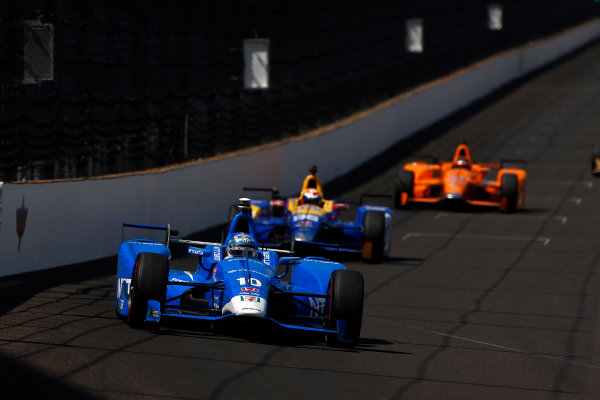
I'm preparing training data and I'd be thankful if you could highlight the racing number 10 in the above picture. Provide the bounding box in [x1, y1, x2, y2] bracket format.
[237, 277, 262, 287]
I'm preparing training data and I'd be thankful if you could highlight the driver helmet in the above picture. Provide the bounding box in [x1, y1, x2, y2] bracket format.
[226, 233, 257, 258]
[453, 158, 471, 169]
[302, 188, 322, 205]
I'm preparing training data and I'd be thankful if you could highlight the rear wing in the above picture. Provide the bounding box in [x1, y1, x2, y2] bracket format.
[476, 162, 501, 169]
[243, 187, 281, 200]
[406, 154, 440, 164]
[122, 222, 179, 246]
[501, 159, 527, 169]
[359, 193, 392, 205]
[334, 193, 392, 205]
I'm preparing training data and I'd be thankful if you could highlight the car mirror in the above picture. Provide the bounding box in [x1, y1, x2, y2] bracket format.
[276, 257, 301, 279]
[279, 257, 301, 266]
[334, 203, 350, 210]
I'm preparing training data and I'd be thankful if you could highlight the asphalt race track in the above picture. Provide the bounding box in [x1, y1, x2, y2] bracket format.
[2, 40, 600, 400]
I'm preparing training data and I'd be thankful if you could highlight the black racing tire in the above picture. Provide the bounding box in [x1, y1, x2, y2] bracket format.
[128, 252, 169, 329]
[500, 173, 518, 213]
[362, 210, 386, 263]
[394, 170, 414, 209]
[325, 269, 364, 348]
[228, 204, 239, 225]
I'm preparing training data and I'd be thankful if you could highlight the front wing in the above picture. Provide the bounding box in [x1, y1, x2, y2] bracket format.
[157, 311, 337, 334]
[148, 282, 338, 335]
[409, 180, 504, 206]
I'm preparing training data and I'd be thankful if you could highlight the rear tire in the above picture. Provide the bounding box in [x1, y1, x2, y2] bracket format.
[394, 170, 414, 209]
[500, 174, 518, 213]
[128, 252, 169, 329]
[325, 269, 364, 348]
[362, 210, 386, 263]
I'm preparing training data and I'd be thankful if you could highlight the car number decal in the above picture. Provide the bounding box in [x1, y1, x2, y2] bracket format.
[237, 277, 262, 287]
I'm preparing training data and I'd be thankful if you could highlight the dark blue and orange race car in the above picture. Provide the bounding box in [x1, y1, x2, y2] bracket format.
[232, 167, 393, 263]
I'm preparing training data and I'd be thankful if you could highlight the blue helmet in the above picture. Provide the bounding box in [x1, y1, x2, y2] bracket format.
[226, 233, 257, 258]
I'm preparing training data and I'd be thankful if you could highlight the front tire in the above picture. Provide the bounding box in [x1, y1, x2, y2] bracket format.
[362, 210, 385, 263]
[128, 252, 169, 329]
[325, 269, 364, 348]
[500, 173, 518, 213]
[394, 170, 414, 209]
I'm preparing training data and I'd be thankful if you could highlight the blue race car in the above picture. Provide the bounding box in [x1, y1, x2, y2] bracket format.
[232, 166, 393, 263]
[114, 198, 365, 347]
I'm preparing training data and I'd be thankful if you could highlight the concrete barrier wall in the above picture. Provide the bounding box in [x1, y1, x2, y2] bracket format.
[1, 19, 599, 278]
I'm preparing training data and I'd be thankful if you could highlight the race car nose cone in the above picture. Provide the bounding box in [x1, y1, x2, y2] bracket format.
[445, 193, 462, 200]
[223, 295, 267, 318]
[293, 232, 315, 242]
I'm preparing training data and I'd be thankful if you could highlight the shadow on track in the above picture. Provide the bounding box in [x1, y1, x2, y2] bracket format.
[151, 317, 402, 354]
[0, 355, 102, 400]
[395, 201, 550, 215]
[0, 257, 117, 317]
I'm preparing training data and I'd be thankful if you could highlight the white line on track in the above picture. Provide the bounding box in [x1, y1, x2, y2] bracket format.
[525, 196, 582, 205]
[401, 232, 551, 245]
[367, 316, 600, 370]
[522, 164, 586, 170]
[556, 216, 568, 224]
[528, 180, 593, 187]
[433, 213, 568, 224]
[570, 197, 582, 205]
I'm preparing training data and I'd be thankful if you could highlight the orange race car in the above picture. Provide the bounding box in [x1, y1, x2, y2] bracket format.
[591, 144, 600, 176]
[394, 143, 526, 212]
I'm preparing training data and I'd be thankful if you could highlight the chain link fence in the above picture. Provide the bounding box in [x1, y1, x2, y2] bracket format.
[1, 0, 598, 181]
